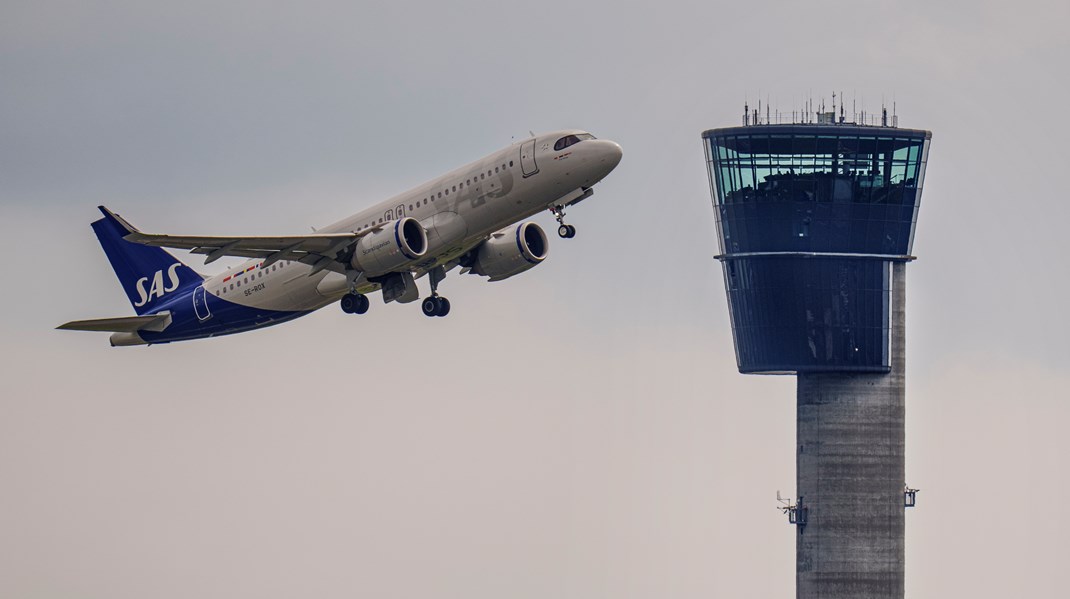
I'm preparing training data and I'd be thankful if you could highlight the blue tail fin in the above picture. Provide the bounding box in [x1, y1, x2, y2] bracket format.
[91, 206, 204, 315]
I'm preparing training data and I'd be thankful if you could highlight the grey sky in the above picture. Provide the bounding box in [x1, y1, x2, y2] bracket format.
[2, 1, 1068, 597]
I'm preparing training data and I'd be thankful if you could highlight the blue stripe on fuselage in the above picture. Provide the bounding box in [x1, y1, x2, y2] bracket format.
[137, 287, 308, 344]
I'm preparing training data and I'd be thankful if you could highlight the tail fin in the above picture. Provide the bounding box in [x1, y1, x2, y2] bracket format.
[92, 206, 204, 315]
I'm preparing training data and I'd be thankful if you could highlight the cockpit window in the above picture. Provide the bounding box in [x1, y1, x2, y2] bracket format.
[554, 133, 596, 151]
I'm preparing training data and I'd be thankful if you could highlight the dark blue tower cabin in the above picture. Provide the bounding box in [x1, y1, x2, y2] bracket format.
[703, 108, 932, 598]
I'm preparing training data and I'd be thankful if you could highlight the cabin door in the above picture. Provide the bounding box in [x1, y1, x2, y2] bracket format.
[193, 285, 212, 321]
[520, 139, 539, 177]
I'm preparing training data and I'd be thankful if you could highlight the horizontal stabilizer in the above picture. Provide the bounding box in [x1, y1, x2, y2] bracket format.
[56, 311, 172, 333]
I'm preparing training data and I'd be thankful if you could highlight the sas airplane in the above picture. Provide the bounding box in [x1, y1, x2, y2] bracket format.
[58, 130, 623, 346]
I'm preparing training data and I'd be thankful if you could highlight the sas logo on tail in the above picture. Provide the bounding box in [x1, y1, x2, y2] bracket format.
[134, 263, 182, 307]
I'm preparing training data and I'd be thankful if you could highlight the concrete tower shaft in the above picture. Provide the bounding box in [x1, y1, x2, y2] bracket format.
[796, 262, 905, 597]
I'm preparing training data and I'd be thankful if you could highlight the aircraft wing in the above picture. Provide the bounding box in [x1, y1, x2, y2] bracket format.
[57, 311, 172, 333]
[100, 206, 368, 274]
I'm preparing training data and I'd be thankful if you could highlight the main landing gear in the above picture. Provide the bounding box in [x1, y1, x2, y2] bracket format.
[340, 292, 370, 314]
[422, 265, 451, 317]
[421, 296, 450, 317]
[340, 269, 370, 315]
[551, 205, 576, 238]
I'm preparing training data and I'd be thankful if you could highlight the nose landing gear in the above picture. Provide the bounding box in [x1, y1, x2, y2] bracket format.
[551, 206, 576, 238]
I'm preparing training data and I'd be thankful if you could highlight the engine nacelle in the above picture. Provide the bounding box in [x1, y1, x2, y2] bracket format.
[422, 211, 468, 257]
[350, 217, 428, 276]
[469, 222, 549, 282]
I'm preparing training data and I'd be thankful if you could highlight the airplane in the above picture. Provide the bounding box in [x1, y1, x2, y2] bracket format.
[58, 130, 623, 346]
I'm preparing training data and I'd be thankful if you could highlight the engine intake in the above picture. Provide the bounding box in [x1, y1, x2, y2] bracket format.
[470, 222, 548, 282]
[350, 217, 428, 276]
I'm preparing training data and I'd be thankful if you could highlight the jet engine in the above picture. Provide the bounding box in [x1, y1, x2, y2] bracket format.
[468, 222, 548, 282]
[350, 217, 428, 276]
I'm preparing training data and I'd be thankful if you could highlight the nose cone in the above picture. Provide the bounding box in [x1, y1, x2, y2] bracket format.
[586, 140, 622, 184]
[600, 140, 623, 170]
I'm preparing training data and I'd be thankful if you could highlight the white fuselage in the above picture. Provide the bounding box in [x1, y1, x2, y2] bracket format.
[201, 130, 622, 315]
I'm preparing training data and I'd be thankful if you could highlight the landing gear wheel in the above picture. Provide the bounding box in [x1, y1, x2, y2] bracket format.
[341, 294, 356, 313]
[552, 206, 575, 238]
[422, 296, 451, 317]
[354, 294, 370, 314]
[435, 297, 451, 317]
[341, 293, 369, 315]
[422, 297, 439, 317]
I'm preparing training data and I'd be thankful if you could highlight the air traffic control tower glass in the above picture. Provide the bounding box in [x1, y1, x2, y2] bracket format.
[703, 124, 932, 373]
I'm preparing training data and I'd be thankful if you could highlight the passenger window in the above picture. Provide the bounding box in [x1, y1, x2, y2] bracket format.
[409, 204, 413, 210]
[480, 173, 484, 180]
[495, 167, 499, 173]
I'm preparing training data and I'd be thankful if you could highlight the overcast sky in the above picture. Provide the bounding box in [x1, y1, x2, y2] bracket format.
[2, 1, 1068, 597]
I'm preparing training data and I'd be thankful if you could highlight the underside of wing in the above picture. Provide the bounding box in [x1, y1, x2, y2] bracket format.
[100, 206, 371, 274]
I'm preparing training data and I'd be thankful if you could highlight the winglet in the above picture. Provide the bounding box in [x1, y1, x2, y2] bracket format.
[97, 205, 142, 238]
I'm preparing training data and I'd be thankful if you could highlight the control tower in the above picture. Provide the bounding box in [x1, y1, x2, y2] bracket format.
[702, 104, 931, 598]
